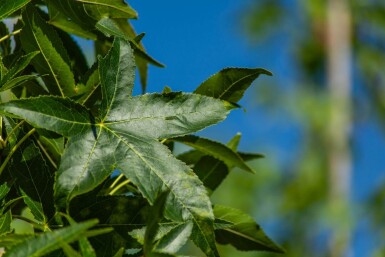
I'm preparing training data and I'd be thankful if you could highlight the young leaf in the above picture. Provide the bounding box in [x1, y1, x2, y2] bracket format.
[20, 6, 76, 96]
[213, 205, 285, 253]
[4, 220, 98, 257]
[171, 135, 255, 173]
[194, 68, 272, 103]
[0, 0, 31, 20]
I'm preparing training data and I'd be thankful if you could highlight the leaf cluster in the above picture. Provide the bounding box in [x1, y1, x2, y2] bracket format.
[0, 1, 282, 256]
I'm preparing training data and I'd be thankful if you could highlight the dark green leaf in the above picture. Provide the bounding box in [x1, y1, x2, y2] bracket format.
[20, 6, 76, 96]
[171, 135, 255, 173]
[0, 96, 93, 137]
[4, 220, 98, 257]
[62, 243, 82, 257]
[0, 211, 12, 236]
[112, 248, 124, 257]
[0, 0, 31, 20]
[194, 156, 229, 192]
[194, 68, 272, 103]
[213, 205, 285, 253]
[0, 22, 11, 55]
[0, 51, 39, 85]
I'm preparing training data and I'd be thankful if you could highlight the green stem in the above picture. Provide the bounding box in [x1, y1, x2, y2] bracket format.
[109, 179, 130, 195]
[0, 29, 22, 43]
[3, 120, 25, 146]
[0, 128, 36, 176]
[109, 174, 124, 189]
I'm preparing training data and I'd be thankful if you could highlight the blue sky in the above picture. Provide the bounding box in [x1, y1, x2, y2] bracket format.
[101, 1, 384, 256]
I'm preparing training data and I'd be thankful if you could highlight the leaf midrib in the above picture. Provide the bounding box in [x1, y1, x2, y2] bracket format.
[217, 72, 260, 100]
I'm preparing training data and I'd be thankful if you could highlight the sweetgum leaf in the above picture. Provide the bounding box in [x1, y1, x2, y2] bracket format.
[194, 68, 272, 103]
[214, 205, 285, 253]
[0, 0, 30, 20]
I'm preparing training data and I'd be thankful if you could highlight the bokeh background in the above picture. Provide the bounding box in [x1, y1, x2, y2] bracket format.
[77, 1, 385, 256]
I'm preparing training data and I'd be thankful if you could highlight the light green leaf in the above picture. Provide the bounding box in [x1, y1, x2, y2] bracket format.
[0, 234, 32, 248]
[213, 205, 285, 253]
[112, 248, 124, 257]
[20, 6, 76, 96]
[78, 0, 138, 20]
[0, 0, 31, 20]
[194, 68, 272, 103]
[62, 243, 82, 257]
[0, 211, 12, 236]
[0, 96, 93, 137]
[226, 132, 241, 151]
[4, 220, 98, 257]
[171, 135, 255, 173]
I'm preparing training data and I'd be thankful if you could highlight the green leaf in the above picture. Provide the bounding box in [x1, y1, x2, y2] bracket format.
[0, 22, 11, 55]
[0, 211, 12, 236]
[0, 96, 93, 137]
[226, 133, 241, 151]
[112, 248, 124, 257]
[213, 205, 285, 253]
[4, 220, 98, 257]
[0, 0, 31, 20]
[193, 156, 229, 192]
[47, 2, 97, 40]
[130, 222, 193, 255]
[194, 68, 272, 103]
[171, 135, 255, 173]
[62, 243, 82, 257]
[78, 0, 137, 19]
[20, 6, 76, 96]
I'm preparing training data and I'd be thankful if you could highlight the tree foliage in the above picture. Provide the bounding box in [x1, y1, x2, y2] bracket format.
[0, 1, 282, 256]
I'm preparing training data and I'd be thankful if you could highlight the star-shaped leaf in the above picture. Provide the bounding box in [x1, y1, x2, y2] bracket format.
[0, 38, 232, 257]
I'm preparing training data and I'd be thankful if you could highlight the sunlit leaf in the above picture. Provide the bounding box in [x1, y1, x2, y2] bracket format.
[0, 0, 31, 20]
